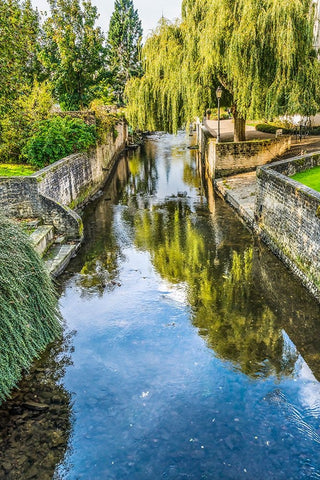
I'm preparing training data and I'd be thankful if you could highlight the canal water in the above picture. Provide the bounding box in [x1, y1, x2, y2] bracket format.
[1, 133, 320, 479]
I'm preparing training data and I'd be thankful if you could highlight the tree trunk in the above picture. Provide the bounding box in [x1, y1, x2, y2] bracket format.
[232, 106, 246, 142]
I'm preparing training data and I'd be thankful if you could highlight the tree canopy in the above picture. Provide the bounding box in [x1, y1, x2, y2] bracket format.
[0, 0, 41, 115]
[107, 0, 143, 105]
[126, 0, 320, 140]
[41, 0, 106, 110]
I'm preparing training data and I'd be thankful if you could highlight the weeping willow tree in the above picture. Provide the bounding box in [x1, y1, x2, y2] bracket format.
[126, 18, 185, 133]
[126, 0, 320, 141]
[0, 216, 61, 403]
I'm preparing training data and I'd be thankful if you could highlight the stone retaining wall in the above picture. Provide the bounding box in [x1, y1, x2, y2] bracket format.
[255, 152, 320, 300]
[0, 121, 128, 239]
[198, 124, 291, 178]
[213, 136, 291, 177]
[35, 122, 127, 208]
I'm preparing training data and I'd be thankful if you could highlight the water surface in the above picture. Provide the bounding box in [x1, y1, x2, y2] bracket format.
[1, 133, 320, 480]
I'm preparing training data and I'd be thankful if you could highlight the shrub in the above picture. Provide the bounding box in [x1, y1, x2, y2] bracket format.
[309, 126, 320, 135]
[0, 215, 61, 403]
[256, 123, 294, 134]
[23, 116, 96, 168]
[90, 99, 121, 143]
[0, 81, 53, 164]
[255, 123, 278, 134]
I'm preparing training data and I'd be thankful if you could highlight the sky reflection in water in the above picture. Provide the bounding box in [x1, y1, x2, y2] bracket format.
[5, 133, 320, 480]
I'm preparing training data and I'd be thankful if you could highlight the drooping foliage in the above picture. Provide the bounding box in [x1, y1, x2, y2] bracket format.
[198, 0, 320, 120]
[107, 0, 143, 105]
[41, 0, 106, 110]
[126, 0, 320, 139]
[0, 215, 61, 403]
[126, 19, 184, 132]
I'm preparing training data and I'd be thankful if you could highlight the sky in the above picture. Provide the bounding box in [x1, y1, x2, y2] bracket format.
[32, 0, 182, 37]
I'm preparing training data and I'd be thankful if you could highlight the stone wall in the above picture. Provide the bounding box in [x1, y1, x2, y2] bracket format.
[198, 123, 291, 178]
[0, 177, 41, 218]
[35, 121, 127, 208]
[255, 152, 320, 300]
[213, 136, 291, 177]
[0, 176, 82, 239]
[0, 121, 128, 239]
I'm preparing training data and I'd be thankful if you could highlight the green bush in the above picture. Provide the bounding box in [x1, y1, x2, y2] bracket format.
[257, 122, 320, 136]
[255, 123, 278, 134]
[0, 215, 61, 403]
[23, 116, 96, 168]
[0, 81, 54, 164]
[256, 123, 294, 134]
[309, 126, 320, 135]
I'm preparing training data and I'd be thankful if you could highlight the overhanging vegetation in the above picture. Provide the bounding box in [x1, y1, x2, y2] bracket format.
[0, 215, 61, 403]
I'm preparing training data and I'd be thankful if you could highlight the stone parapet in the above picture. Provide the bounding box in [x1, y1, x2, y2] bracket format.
[198, 121, 291, 178]
[213, 136, 291, 177]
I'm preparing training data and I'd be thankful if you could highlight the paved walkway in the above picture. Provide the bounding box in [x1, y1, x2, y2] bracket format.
[215, 172, 257, 227]
[204, 119, 273, 141]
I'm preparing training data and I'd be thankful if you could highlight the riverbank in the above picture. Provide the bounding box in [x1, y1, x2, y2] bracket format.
[215, 135, 320, 227]
[0, 120, 128, 277]
[214, 135, 320, 301]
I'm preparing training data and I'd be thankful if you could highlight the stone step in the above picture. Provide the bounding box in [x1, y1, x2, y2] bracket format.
[24, 218, 42, 228]
[44, 242, 80, 277]
[29, 225, 54, 256]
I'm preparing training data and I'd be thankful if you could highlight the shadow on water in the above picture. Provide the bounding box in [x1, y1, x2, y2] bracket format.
[0, 334, 74, 480]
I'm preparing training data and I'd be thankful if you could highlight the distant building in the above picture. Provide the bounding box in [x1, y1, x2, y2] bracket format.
[313, 0, 320, 49]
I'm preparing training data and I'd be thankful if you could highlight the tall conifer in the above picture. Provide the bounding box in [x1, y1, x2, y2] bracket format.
[107, 0, 143, 105]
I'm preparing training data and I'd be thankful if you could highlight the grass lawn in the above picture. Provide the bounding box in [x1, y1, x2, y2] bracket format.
[0, 164, 37, 176]
[292, 166, 320, 192]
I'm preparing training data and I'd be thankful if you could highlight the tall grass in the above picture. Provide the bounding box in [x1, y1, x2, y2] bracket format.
[0, 215, 62, 403]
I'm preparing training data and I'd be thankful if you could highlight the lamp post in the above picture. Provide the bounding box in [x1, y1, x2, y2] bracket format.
[216, 86, 223, 143]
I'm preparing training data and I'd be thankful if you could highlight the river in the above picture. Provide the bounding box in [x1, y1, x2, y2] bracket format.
[1, 132, 320, 479]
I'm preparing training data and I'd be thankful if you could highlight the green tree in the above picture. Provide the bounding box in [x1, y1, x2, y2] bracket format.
[0, 81, 53, 163]
[0, 0, 41, 116]
[107, 0, 143, 105]
[126, 19, 184, 132]
[126, 0, 320, 141]
[40, 0, 106, 110]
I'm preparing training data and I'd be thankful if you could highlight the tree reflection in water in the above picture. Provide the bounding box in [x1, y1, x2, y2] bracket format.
[72, 147, 158, 296]
[133, 200, 298, 379]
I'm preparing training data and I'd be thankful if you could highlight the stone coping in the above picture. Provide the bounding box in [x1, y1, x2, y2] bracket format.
[257, 151, 320, 203]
